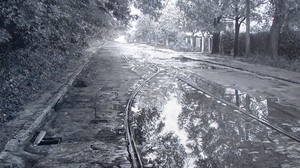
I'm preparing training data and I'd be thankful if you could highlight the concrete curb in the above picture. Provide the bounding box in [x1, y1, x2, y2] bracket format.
[0, 43, 105, 166]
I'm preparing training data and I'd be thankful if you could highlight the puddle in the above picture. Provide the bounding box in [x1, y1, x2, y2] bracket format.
[32, 130, 62, 146]
[179, 73, 300, 138]
[173, 55, 192, 62]
[38, 137, 62, 145]
[195, 63, 222, 70]
[74, 79, 88, 87]
[129, 73, 300, 167]
[172, 56, 222, 70]
[90, 119, 109, 124]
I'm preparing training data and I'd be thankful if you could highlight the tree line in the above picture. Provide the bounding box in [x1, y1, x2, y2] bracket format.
[131, 0, 300, 60]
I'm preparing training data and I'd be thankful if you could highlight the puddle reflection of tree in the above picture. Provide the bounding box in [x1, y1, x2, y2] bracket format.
[132, 76, 188, 167]
[131, 74, 291, 167]
[179, 89, 284, 167]
[142, 132, 187, 167]
[188, 73, 269, 121]
[135, 115, 188, 167]
[228, 88, 269, 120]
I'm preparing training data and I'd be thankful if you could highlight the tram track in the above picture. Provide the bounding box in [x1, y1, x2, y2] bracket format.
[123, 55, 160, 168]
[175, 56, 300, 85]
[142, 59, 300, 143]
[173, 68, 300, 143]
[122, 53, 300, 167]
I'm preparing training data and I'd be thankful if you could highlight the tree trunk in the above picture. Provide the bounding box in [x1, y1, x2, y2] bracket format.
[270, 0, 285, 58]
[234, 16, 240, 57]
[211, 16, 222, 54]
[219, 31, 224, 55]
[245, 94, 251, 111]
[245, 0, 250, 57]
[212, 32, 220, 54]
[235, 90, 240, 107]
[233, 0, 240, 57]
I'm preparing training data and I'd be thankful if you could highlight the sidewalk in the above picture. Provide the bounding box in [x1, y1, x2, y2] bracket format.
[186, 54, 300, 84]
[0, 43, 138, 167]
[150, 46, 300, 84]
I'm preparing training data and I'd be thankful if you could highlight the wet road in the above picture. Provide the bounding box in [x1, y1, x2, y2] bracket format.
[15, 42, 300, 168]
[119, 43, 300, 167]
[22, 44, 136, 167]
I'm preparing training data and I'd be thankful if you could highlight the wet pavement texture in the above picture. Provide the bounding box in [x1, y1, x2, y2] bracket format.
[130, 71, 300, 168]
[125, 43, 300, 110]
[23, 44, 139, 167]
[2, 42, 300, 168]
[118, 43, 300, 167]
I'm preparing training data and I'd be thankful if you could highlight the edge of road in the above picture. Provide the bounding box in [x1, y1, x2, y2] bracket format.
[0, 42, 106, 165]
[187, 56, 300, 85]
[152, 46, 300, 85]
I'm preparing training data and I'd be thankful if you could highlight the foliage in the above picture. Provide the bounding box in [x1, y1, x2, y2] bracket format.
[279, 30, 300, 60]
[131, 2, 189, 50]
[133, 0, 165, 19]
[237, 32, 268, 55]
[221, 32, 234, 55]
[268, 0, 300, 57]
[235, 31, 300, 61]
[0, 0, 132, 122]
[133, 14, 156, 43]
[155, 3, 183, 43]
[180, 0, 300, 58]
[176, 0, 228, 33]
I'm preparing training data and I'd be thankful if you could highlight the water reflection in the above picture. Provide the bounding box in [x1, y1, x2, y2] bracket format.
[226, 88, 269, 119]
[179, 73, 300, 138]
[131, 74, 300, 167]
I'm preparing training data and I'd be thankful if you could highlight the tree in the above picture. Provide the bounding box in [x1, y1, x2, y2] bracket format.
[155, 2, 182, 46]
[0, 0, 134, 120]
[269, 0, 285, 58]
[133, 0, 166, 20]
[229, 0, 246, 57]
[225, 0, 265, 57]
[269, 0, 300, 58]
[132, 1, 185, 48]
[177, 0, 232, 54]
[245, 0, 250, 56]
[133, 14, 156, 43]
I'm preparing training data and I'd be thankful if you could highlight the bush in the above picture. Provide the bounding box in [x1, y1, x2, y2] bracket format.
[221, 32, 234, 55]
[235, 31, 299, 60]
[237, 32, 270, 56]
[279, 30, 300, 60]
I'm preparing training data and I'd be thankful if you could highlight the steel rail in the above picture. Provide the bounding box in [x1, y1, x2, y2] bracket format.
[121, 51, 300, 168]
[179, 57, 300, 85]
[123, 55, 160, 168]
[176, 76, 300, 143]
